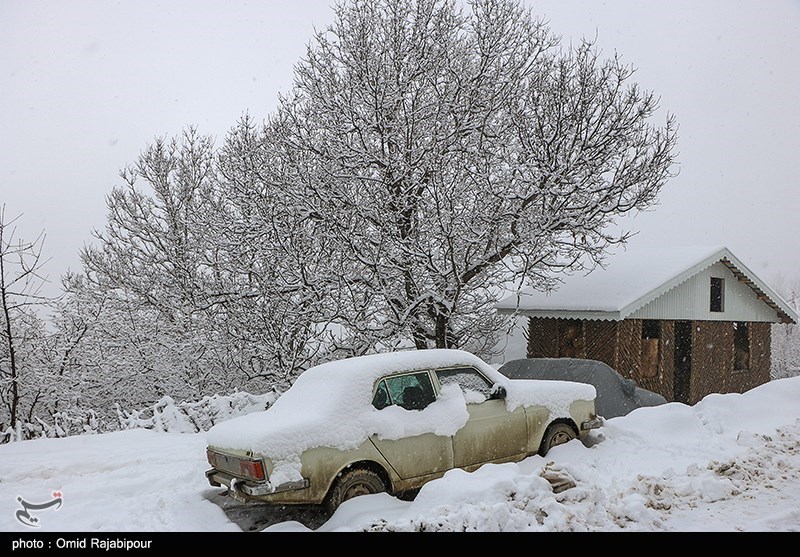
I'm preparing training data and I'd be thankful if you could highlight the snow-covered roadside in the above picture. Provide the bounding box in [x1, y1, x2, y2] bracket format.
[0, 430, 238, 532]
[1, 377, 799, 532]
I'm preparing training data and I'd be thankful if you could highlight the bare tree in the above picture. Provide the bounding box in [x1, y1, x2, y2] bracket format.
[80, 124, 331, 399]
[270, 0, 678, 354]
[0, 205, 51, 435]
[59, 0, 679, 414]
[79, 128, 249, 398]
[216, 114, 388, 374]
[770, 272, 800, 380]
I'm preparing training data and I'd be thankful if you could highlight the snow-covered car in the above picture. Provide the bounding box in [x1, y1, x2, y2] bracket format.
[205, 349, 602, 514]
[497, 358, 668, 419]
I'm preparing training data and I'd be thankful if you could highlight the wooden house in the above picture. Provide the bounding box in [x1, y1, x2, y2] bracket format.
[495, 246, 798, 405]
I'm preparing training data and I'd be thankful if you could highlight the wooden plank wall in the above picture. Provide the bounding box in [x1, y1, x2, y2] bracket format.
[690, 321, 770, 404]
[525, 317, 772, 406]
[635, 319, 674, 398]
[731, 322, 771, 394]
[584, 320, 617, 369]
[616, 320, 641, 381]
[527, 317, 559, 358]
[692, 321, 732, 403]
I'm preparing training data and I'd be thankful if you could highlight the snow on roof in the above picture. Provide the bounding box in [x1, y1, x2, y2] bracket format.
[496, 245, 798, 324]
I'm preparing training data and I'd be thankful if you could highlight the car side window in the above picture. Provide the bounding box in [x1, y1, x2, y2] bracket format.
[372, 372, 436, 411]
[436, 367, 493, 402]
[372, 381, 391, 410]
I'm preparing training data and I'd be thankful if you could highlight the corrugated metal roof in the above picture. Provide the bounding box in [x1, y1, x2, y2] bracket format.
[496, 246, 799, 324]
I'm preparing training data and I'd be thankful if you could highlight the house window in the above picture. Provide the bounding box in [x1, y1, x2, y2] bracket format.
[734, 322, 750, 371]
[640, 320, 660, 378]
[559, 319, 583, 358]
[710, 277, 725, 312]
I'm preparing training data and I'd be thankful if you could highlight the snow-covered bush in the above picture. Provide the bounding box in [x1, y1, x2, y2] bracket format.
[772, 323, 800, 380]
[1, 390, 279, 443]
[114, 391, 278, 433]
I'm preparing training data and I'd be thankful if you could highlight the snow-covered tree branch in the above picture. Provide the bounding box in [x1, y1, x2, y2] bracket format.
[0, 205, 52, 436]
[266, 0, 678, 353]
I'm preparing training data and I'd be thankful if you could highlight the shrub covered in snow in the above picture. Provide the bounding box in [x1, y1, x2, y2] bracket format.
[1, 390, 279, 443]
[115, 391, 278, 433]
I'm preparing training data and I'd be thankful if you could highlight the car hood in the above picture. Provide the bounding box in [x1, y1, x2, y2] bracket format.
[633, 388, 668, 407]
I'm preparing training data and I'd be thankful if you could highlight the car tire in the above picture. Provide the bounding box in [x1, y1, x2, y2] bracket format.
[325, 468, 386, 515]
[538, 422, 577, 456]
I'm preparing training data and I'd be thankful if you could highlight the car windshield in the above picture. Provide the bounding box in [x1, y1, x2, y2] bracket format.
[436, 367, 493, 402]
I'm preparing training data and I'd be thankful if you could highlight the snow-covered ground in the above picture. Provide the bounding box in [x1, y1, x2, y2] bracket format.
[2, 377, 799, 533]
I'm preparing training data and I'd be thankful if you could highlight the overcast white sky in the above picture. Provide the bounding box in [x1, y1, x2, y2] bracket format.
[2, 0, 799, 299]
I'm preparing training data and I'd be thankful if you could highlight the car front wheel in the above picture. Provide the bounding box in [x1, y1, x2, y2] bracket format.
[326, 468, 386, 515]
[538, 422, 577, 456]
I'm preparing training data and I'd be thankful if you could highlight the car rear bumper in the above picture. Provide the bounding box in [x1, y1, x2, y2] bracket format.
[206, 469, 310, 499]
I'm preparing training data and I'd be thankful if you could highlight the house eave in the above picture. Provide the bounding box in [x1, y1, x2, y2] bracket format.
[496, 307, 622, 321]
[718, 256, 798, 325]
[495, 246, 799, 326]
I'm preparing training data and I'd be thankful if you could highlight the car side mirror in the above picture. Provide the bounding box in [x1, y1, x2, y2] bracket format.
[490, 385, 507, 400]
[621, 378, 636, 397]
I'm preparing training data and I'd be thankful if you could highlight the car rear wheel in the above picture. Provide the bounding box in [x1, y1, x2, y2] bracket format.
[538, 422, 577, 456]
[326, 468, 386, 515]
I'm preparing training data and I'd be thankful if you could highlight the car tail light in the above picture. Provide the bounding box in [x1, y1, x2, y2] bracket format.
[207, 449, 266, 482]
[238, 459, 266, 481]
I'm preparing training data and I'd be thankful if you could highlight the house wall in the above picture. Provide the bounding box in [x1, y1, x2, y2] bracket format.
[741, 322, 771, 392]
[527, 317, 558, 359]
[617, 320, 641, 379]
[525, 316, 772, 405]
[630, 262, 780, 322]
[629, 319, 674, 397]
[692, 321, 732, 402]
[584, 320, 617, 365]
[689, 320, 772, 402]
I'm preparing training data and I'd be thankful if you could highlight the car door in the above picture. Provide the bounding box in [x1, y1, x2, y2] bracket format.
[436, 367, 528, 468]
[368, 371, 454, 479]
